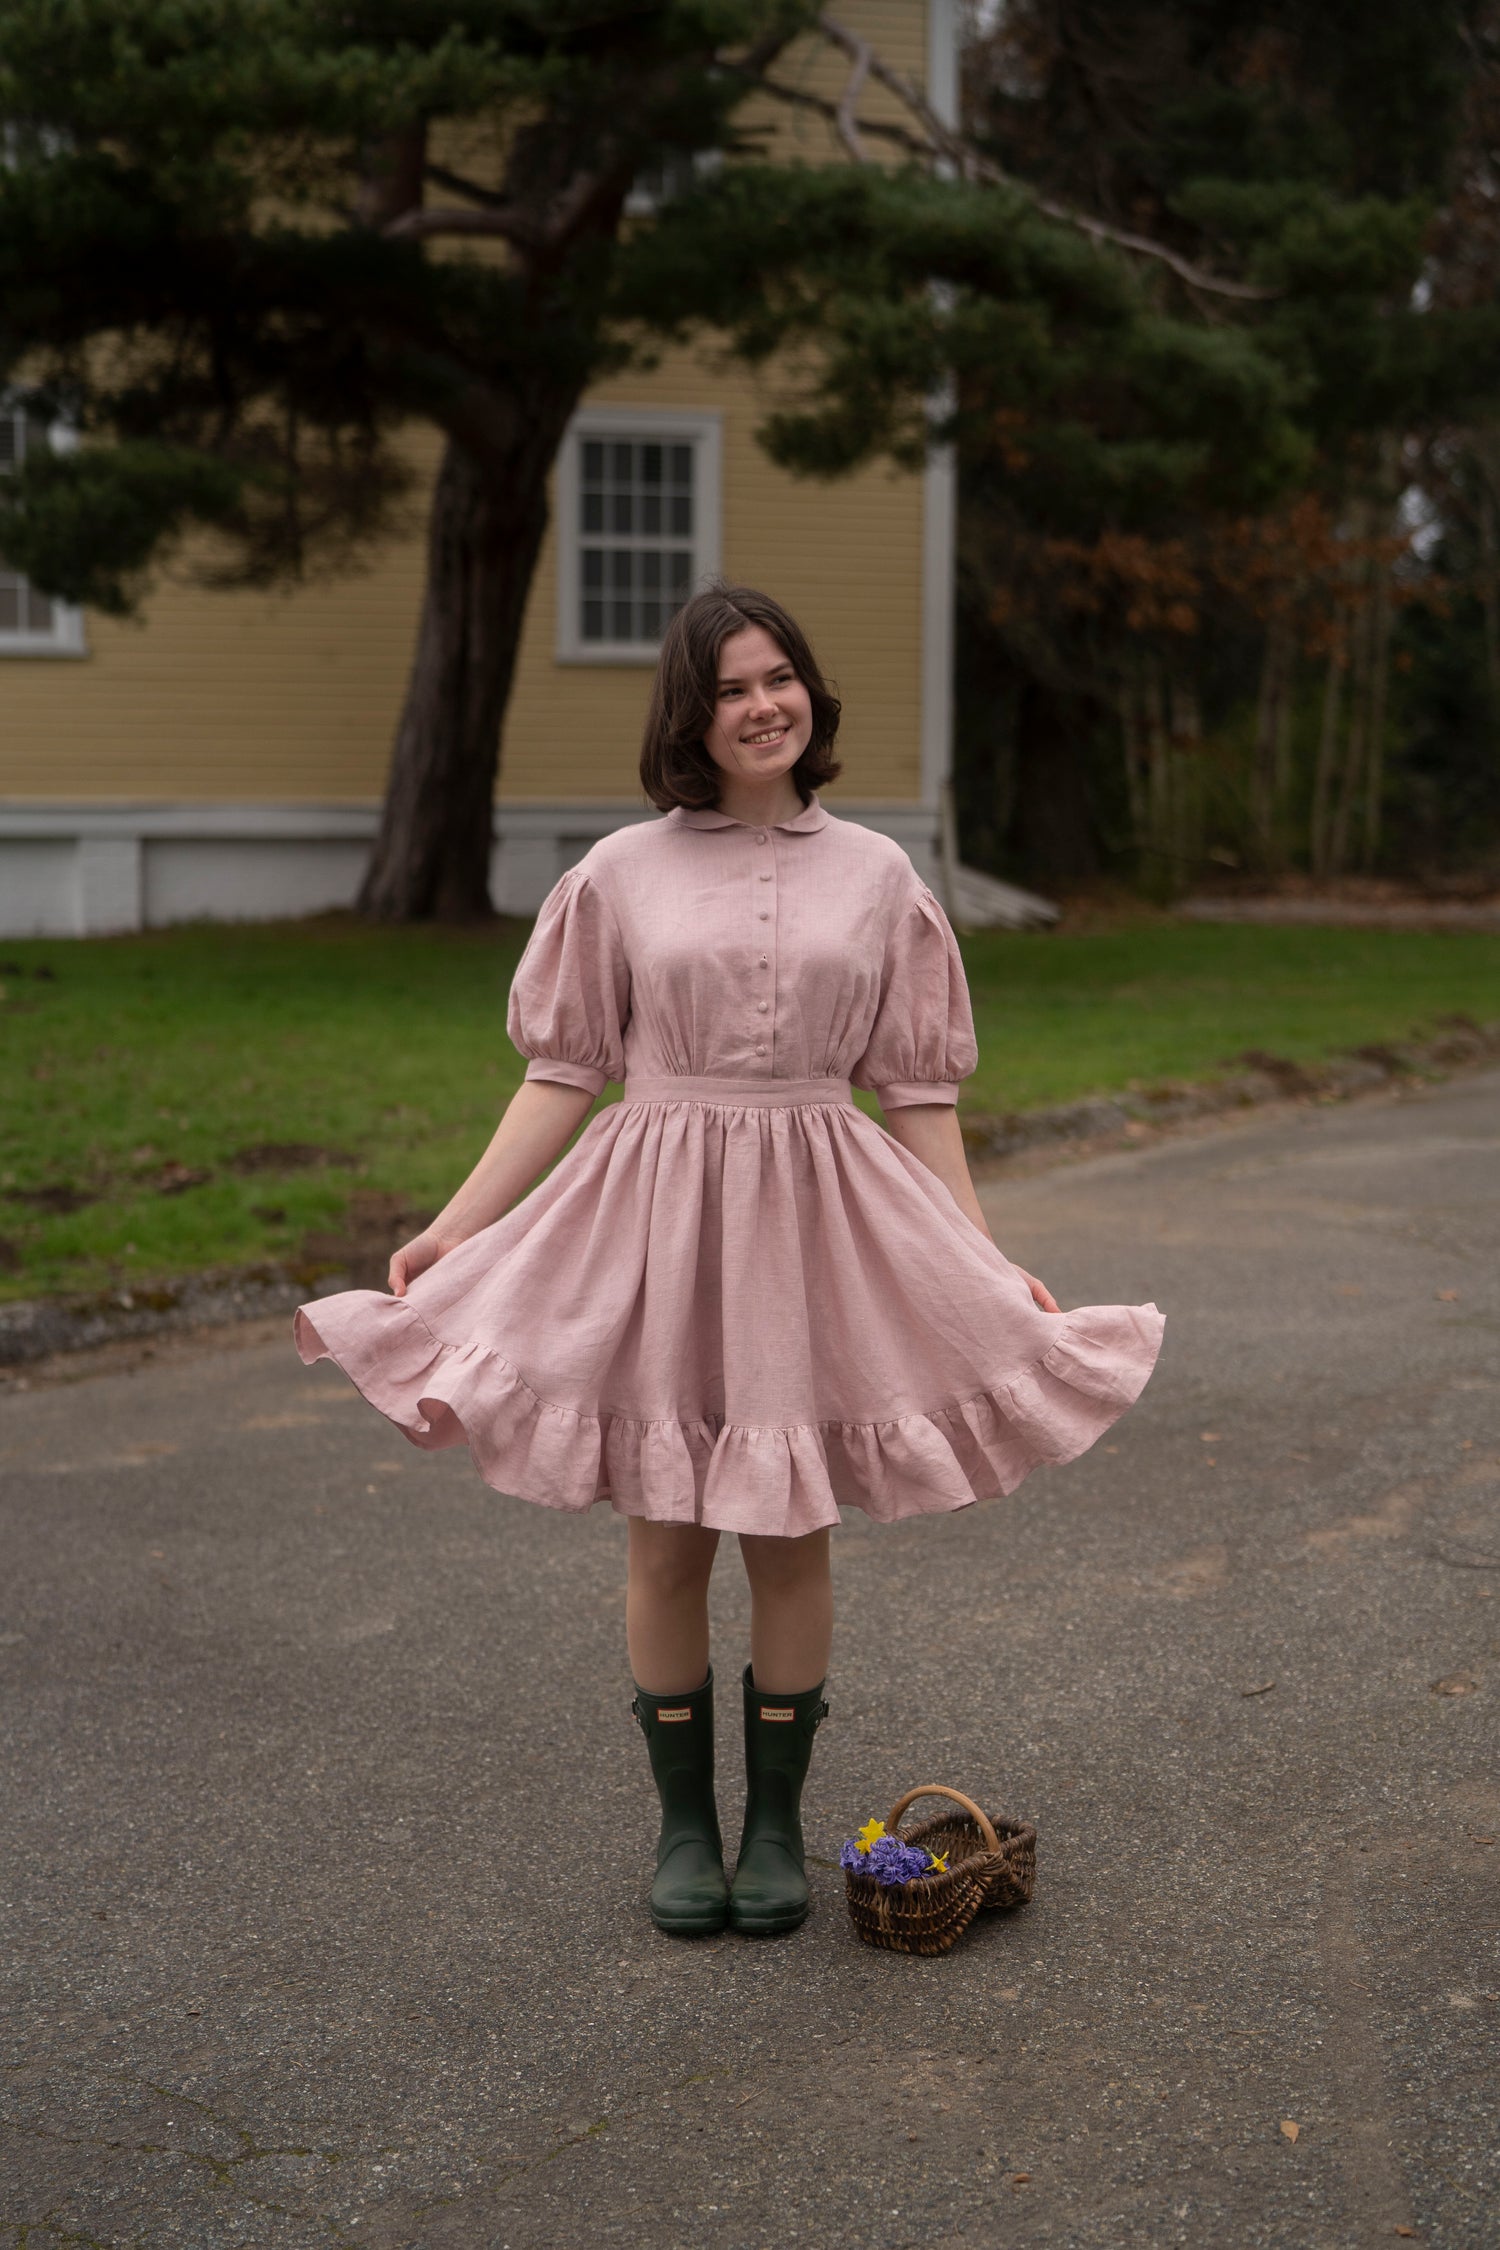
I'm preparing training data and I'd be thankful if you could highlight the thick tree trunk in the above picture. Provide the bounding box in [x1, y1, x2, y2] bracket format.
[358, 422, 570, 922]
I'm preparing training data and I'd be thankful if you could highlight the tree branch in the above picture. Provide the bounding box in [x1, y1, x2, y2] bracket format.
[756, 75, 959, 162]
[422, 161, 521, 214]
[812, 11, 1275, 302]
[354, 126, 429, 231]
[384, 203, 534, 246]
[830, 21, 873, 162]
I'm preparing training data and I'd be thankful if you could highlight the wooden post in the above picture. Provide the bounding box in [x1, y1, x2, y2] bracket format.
[938, 774, 962, 928]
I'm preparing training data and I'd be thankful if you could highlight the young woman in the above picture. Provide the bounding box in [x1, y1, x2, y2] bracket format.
[294, 584, 1164, 1939]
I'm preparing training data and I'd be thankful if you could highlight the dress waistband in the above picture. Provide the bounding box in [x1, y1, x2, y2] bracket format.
[621, 1074, 854, 1110]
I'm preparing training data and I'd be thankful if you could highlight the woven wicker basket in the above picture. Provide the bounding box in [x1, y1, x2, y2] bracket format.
[843, 1784, 1036, 1956]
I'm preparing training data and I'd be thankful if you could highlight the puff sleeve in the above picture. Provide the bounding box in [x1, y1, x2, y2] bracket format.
[850, 878, 978, 1110]
[505, 866, 630, 1098]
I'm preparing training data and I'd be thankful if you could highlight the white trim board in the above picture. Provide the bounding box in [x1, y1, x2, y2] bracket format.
[919, 0, 960, 813]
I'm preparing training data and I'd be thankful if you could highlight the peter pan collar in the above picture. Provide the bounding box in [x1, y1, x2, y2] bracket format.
[670, 792, 829, 833]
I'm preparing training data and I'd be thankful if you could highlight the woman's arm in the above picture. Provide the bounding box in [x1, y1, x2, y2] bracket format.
[880, 1103, 1061, 1313]
[388, 1079, 596, 1296]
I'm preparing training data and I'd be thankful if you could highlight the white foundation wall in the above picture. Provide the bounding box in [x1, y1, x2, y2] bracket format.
[0, 802, 941, 937]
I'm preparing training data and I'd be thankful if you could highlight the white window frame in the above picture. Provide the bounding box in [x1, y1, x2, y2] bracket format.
[623, 147, 723, 218]
[554, 405, 722, 665]
[0, 405, 86, 658]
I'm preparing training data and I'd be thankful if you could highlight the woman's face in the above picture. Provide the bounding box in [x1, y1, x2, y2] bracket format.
[702, 624, 813, 789]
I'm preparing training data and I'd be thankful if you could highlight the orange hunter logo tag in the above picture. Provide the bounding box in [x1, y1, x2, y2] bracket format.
[760, 1705, 795, 1722]
[658, 1707, 693, 1723]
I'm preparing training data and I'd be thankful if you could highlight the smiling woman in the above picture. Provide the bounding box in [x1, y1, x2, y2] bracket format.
[639, 581, 844, 817]
[293, 581, 1165, 1942]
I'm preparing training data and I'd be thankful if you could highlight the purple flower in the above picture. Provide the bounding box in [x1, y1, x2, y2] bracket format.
[839, 1838, 869, 1873]
[866, 1836, 936, 1886]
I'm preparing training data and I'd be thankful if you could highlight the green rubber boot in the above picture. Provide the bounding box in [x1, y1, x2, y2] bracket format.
[631, 1668, 728, 1936]
[728, 1665, 829, 1936]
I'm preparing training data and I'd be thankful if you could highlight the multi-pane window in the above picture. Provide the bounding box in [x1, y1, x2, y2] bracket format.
[0, 406, 83, 654]
[557, 409, 721, 661]
[579, 437, 695, 646]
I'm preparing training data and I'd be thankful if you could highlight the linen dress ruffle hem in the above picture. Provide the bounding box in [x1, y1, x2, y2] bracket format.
[295, 798, 1164, 1536]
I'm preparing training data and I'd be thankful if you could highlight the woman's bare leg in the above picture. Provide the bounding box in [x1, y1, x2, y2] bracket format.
[626, 1520, 721, 1692]
[738, 1528, 833, 1690]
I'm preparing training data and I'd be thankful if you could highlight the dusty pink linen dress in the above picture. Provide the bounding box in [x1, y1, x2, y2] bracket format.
[294, 793, 1164, 1535]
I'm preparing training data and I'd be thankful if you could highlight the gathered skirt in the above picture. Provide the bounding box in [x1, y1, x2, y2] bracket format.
[294, 1076, 1164, 1536]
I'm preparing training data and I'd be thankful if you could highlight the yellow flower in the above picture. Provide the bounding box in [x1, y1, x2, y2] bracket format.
[927, 1851, 949, 1875]
[856, 1819, 887, 1854]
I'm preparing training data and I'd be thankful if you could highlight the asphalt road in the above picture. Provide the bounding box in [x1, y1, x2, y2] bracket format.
[3, 1073, 1497, 2250]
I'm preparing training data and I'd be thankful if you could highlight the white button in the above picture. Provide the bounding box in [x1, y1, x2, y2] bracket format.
[759, 954, 768, 965]
[759, 872, 771, 881]
[757, 1000, 769, 1012]
[755, 1041, 766, 1054]
[758, 910, 769, 919]
[755, 833, 767, 845]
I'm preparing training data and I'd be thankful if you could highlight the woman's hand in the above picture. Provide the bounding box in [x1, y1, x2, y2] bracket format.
[388, 1229, 462, 1298]
[383, 1080, 597, 1299]
[1015, 1266, 1061, 1314]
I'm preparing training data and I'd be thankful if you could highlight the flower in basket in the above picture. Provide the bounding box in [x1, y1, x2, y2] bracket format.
[839, 1820, 946, 1885]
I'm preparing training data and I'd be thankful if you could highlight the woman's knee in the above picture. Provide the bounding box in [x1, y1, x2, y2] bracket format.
[628, 1521, 719, 1600]
[738, 1527, 831, 1590]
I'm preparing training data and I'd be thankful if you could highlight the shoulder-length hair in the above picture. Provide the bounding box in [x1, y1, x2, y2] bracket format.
[639, 582, 843, 811]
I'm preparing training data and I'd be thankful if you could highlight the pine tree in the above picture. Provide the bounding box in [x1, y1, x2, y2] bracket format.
[0, 0, 818, 917]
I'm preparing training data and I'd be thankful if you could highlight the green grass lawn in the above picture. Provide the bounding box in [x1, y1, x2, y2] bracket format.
[2, 912, 1497, 1301]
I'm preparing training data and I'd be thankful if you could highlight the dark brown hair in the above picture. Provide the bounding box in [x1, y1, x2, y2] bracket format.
[639, 582, 843, 811]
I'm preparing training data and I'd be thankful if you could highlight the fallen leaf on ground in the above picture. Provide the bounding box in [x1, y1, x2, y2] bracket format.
[1241, 1682, 1276, 1697]
[1435, 1290, 1460, 1302]
[1011, 2173, 1031, 2184]
[1394, 2228, 1419, 2239]
[1431, 1675, 1478, 1696]
[1200, 1432, 1221, 1443]
[1280, 2120, 1300, 2143]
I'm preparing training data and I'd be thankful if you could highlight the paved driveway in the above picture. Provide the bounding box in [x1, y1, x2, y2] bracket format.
[3, 1074, 1497, 2248]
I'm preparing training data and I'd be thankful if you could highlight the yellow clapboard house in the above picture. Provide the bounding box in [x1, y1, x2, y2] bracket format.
[0, 1, 957, 937]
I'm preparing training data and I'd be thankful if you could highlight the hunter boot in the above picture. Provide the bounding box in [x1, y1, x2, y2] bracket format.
[631, 1668, 729, 1936]
[728, 1664, 829, 1935]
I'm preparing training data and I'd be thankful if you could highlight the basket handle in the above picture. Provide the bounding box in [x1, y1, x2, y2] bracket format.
[886, 1784, 1000, 1855]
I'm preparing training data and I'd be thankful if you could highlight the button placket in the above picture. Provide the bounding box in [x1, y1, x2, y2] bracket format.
[752, 834, 776, 1065]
